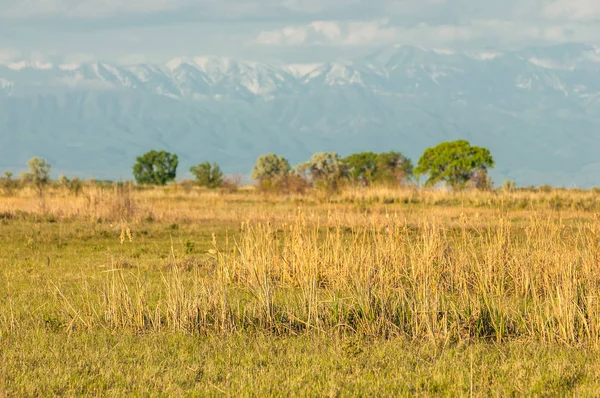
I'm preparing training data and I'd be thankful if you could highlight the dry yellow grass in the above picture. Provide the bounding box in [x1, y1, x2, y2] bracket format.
[2, 182, 595, 346]
[4, 183, 600, 394]
[51, 207, 600, 346]
[2, 181, 599, 224]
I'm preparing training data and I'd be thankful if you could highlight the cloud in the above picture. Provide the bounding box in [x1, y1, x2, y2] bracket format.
[256, 20, 343, 45]
[544, 0, 600, 22]
[0, 0, 542, 23]
[255, 19, 487, 47]
[0, 49, 20, 63]
[255, 20, 399, 46]
[254, 17, 600, 49]
[343, 20, 398, 45]
[1, 0, 596, 25]
[3, 0, 600, 65]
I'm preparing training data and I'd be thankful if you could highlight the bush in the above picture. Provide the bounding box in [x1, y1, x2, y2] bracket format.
[501, 179, 517, 193]
[22, 157, 51, 197]
[1, 171, 17, 196]
[58, 174, 83, 196]
[467, 168, 493, 191]
[295, 152, 348, 196]
[190, 162, 224, 189]
[344, 151, 413, 186]
[178, 179, 196, 194]
[538, 184, 553, 193]
[257, 174, 309, 195]
[220, 175, 242, 193]
[252, 154, 291, 182]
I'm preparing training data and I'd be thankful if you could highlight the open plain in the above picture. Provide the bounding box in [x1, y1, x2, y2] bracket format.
[3, 183, 600, 396]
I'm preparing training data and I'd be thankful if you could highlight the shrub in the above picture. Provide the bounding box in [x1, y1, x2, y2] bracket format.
[58, 174, 83, 196]
[467, 168, 493, 191]
[220, 175, 242, 193]
[295, 152, 348, 196]
[190, 162, 224, 189]
[252, 154, 291, 182]
[22, 157, 51, 197]
[1, 171, 17, 196]
[538, 184, 553, 193]
[501, 179, 517, 193]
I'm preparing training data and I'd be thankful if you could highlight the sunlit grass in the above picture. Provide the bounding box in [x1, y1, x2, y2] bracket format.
[2, 183, 600, 395]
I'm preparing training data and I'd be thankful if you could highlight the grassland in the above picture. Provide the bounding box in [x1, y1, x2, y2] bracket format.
[3, 183, 600, 396]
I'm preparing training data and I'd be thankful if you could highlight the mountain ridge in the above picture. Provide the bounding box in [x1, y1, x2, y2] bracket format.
[1, 43, 600, 187]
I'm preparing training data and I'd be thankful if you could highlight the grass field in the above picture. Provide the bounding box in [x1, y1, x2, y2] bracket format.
[3, 183, 600, 396]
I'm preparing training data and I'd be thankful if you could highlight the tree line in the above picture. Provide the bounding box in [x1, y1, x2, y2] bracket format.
[131, 140, 495, 191]
[1, 140, 496, 195]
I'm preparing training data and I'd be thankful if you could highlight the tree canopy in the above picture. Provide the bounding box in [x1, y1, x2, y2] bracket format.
[22, 157, 51, 196]
[251, 154, 291, 182]
[294, 152, 349, 194]
[344, 152, 378, 185]
[295, 152, 348, 183]
[344, 151, 413, 186]
[133, 150, 178, 186]
[190, 162, 224, 189]
[415, 140, 494, 188]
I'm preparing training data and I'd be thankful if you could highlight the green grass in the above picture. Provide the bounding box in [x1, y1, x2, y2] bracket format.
[3, 194, 600, 395]
[3, 331, 600, 396]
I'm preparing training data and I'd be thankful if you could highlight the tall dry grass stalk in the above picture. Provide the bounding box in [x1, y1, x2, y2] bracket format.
[58, 208, 600, 346]
[3, 183, 600, 225]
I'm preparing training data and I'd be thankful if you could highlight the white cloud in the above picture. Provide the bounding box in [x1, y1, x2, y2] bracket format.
[255, 19, 480, 47]
[0, 49, 20, 63]
[255, 20, 393, 46]
[544, 0, 600, 22]
[256, 27, 306, 45]
[3, 0, 600, 64]
[256, 21, 344, 45]
[310, 21, 343, 39]
[2, 0, 598, 25]
[255, 17, 600, 49]
[343, 20, 397, 45]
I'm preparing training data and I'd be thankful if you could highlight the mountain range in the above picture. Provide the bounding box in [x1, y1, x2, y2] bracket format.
[1, 43, 600, 187]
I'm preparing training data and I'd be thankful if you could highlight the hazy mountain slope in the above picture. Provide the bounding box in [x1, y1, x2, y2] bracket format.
[1, 43, 600, 186]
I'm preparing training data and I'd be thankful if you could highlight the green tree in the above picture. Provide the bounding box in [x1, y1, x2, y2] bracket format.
[343, 152, 378, 186]
[374, 151, 414, 185]
[133, 150, 178, 186]
[415, 140, 494, 189]
[190, 162, 224, 188]
[251, 154, 291, 182]
[22, 157, 51, 197]
[344, 151, 413, 186]
[295, 152, 348, 193]
[1, 171, 16, 196]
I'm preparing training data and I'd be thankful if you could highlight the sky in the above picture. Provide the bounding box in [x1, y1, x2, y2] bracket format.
[1, 0, 599, 65]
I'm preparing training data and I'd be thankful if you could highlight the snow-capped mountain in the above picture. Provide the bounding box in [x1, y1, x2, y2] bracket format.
[1, 43, 600, 186]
